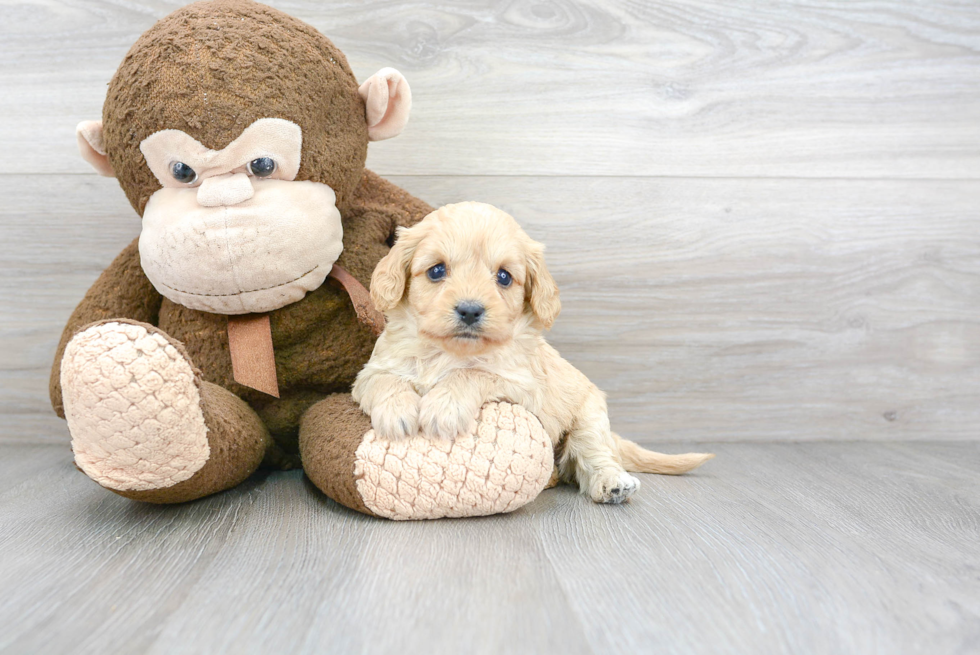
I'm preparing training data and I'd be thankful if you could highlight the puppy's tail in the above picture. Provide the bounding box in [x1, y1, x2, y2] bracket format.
[615, 434, 714, 475]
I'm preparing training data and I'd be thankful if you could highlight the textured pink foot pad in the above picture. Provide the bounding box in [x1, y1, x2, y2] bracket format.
[353, 402, 554, 520]
[61, 321, 210, 491]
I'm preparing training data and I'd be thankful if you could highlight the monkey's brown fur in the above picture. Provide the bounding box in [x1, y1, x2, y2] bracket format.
[103, 0, 369, 215]
[51, 0, 431, 506]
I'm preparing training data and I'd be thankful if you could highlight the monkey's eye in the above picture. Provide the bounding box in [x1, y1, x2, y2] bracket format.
[248, 157, 276, 177]
[496, 269, 513, 287]
[170, 162, 197, 184]
[427, 263, 447, 282]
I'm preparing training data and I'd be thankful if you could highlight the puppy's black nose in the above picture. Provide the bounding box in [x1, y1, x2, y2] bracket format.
[455, 301, 485, 326]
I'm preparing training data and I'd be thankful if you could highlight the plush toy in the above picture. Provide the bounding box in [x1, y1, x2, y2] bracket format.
[52, 0, 555, 519]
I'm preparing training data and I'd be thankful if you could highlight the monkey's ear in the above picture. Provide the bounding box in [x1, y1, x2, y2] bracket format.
[370, 224, 423, 312]
[76, 121, 115, 177]
[526, 241, 561, 329]
[358, 68, 412, 141]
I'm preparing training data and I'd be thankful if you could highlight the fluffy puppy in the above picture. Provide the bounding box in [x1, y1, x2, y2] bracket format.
[353, 202, 713, 503]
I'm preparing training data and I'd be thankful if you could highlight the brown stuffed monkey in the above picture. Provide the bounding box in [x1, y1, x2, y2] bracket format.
[52, 0, 554, 519]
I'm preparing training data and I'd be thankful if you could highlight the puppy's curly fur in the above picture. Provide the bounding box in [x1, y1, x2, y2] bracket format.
[353, 202, 713, 503]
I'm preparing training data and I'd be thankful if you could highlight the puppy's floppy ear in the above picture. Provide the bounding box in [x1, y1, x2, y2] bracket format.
[371, 224, 423, 312]
[525, 240, 561, 329]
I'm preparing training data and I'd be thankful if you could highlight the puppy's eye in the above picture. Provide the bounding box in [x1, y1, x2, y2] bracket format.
[171, 162, 197, 184]
[248, 157, 276, 177]
[427, 263, 447, 282]
[496, 269, 512, 287]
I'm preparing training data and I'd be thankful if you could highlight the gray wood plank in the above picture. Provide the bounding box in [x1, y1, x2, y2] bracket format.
[145, 488, 592, 655]
[0, 445, 588, 655]
[0, 443, 71, 494]
[1, 442, 978, 655]
[3, 0, 980, 178]
[535, 441, 980, 655]
[6, 174, 978, 444]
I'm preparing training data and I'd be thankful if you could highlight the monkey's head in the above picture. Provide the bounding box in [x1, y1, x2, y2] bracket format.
[76, 0, 411, 314]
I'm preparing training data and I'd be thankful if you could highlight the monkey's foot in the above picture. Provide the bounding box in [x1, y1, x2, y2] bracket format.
[301, 397, 555, 520]
[60, 320, 210, 492]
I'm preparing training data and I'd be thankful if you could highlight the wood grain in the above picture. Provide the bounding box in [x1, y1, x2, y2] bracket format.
[6, 174, 978, 443]
[0, 442, 977, 654]
[537, 441, 980, 654]
[2, 0, 979, 178]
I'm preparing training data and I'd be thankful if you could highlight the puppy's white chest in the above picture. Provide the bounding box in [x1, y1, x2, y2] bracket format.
[410, 354, 466, 393]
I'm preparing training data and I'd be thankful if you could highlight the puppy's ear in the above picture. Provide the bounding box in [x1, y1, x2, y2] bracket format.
[371, 225, 422, 312]
[526, 241, 561, 329]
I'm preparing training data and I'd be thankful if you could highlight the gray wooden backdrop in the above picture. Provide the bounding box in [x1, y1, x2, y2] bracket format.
[2, 0, 979, 444]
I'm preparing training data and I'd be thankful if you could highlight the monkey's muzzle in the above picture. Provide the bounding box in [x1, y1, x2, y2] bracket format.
[139, 179, 343, 314]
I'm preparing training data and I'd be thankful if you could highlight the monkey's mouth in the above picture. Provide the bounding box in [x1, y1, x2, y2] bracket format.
[157, 265, 321, 298]
[139, 181, 343, 315]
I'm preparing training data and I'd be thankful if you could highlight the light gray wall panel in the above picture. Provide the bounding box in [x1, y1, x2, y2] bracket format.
[2, 1, 979, 178]
[4, 175, 977, 442]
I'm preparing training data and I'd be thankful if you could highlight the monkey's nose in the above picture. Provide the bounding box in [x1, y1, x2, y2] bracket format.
[197, 173, 254, 207]
[455, 301, 485, 326]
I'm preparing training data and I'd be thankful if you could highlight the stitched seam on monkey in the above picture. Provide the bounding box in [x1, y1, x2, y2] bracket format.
[221, 205, 244, 312]
[155, 264, 322, 297]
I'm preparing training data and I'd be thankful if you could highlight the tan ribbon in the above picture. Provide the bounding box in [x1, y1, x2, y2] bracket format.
[227, 313, 280, 398]
[326, 264, 386, 337]
[226, 264, 384, 397]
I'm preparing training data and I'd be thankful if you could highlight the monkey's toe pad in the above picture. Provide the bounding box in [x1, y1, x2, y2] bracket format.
[353, 402, 553, 520]
[61, 321, 210, 492]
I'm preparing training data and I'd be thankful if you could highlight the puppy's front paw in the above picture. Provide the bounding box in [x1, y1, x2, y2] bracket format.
[588, 470, 641, 504]
[418, 387, 478, 440]
[371, 390, 422, 441]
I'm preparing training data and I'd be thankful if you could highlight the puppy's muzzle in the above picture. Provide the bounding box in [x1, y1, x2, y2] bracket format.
[455, 301, 485, 328]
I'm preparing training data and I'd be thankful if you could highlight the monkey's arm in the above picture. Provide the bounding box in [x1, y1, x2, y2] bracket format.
[50, 237, 163, 417]
[351, 169, 433, 230]
[337, 170, 434, 287]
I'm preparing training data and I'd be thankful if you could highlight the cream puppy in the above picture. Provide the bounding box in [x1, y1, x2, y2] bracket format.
[353, 202, 713, 503]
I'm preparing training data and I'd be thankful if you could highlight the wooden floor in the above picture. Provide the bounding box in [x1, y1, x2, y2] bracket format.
[1, 440, 977, 655]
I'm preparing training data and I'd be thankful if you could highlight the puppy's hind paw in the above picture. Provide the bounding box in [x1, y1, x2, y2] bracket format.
[589, 471, 641, 504]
